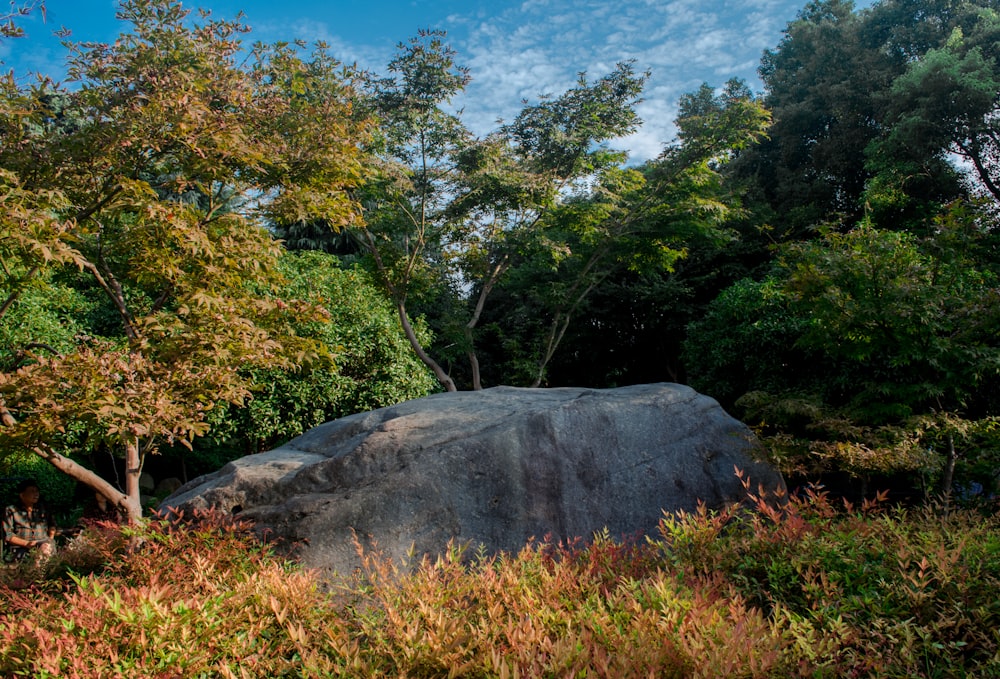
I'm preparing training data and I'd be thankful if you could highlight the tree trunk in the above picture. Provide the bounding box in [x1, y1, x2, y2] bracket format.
[467, 349, 482, 391]
[940, 433, 958, 508]
[123, 438, 143, 523]
[397, 302, 456, 392]
[464, 257, 506, 391]
[31, 445, 134, 520]
[3, 399, 137, 521]
[532, 308, 576, 388]
[464, 324, 483, 390]
[531, 260, 604, 387]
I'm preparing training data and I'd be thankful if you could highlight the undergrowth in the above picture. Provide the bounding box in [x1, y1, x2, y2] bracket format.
[0, 491, 997, 677]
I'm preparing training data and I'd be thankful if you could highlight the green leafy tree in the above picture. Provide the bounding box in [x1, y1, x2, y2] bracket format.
[783, 217, 998, 418]
[354, 32, 648, 390]
[870, 15, 1000, 205]
[738, 0, 885, 234]
[685, 203, 1000, 493]
[734, 0, 998, 237]
[0, 0, 374, 521]
[351, 31, 470, 392]
[480, 79, 770, 387]
[196, 251, 436, 460]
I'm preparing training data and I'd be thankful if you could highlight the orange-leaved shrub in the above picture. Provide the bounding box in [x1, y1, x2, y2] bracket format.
[0, 493, 996, 677]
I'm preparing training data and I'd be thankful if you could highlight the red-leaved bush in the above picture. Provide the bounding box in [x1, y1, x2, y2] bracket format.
[0, 493, 997, 677]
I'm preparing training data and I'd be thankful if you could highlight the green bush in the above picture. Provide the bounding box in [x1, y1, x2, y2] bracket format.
[0, 454, 79, 524]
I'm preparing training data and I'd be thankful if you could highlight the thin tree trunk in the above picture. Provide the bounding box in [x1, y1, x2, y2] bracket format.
[467, 347, 482, 391]
[531, 278, 601, 388]
[356, 228, 456, 390]
[464, 257, 508, 391]
[940, 433, 957, 509]
[0, 400, 18, 428]
[397, 302, 456, 392]
[81, 259, 139, 341]
[531, 312, 571, 388]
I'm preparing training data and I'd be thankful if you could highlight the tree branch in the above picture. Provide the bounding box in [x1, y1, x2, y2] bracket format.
[10, 341, 62, 369]
[79, 257, 139, 341]
[72, 183, 123, 225]
[954, 138, 1000, 203]
[32, 444, 133, 519]
[397, 300, 456, 392]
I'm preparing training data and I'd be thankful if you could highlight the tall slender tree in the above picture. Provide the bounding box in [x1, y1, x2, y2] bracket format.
[354, 33, 647, 390]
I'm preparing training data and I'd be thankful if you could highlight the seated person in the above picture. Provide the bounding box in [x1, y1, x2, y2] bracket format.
[3, 479, 56, 561]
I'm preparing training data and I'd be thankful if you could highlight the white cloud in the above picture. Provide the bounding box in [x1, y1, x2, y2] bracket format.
[3, 0, 835, 164]
[432, 0, 812, 162]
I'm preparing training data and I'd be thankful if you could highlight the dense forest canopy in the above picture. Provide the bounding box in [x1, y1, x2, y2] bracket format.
[1, 0, 998, 516]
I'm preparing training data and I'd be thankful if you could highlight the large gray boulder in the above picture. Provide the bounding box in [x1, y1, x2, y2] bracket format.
[162, 384, 784, 575]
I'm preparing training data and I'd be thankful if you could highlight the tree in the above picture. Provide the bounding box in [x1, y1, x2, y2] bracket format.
[478, 79, 770, 387]
[353, 33, 648, 391]
[682, 277, 819, 408]
[351, 31, 471, 392]
[684, 203, 1000, 493]
[736, 0, 885, 234]
[195, 251, 437, 461]
[0, 0, 374, 521]
[732, 0, 1000, 238]
[871, 14, 1000, 204]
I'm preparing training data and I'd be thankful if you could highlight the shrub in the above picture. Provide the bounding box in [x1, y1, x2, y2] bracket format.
[0, 499, 997, 677]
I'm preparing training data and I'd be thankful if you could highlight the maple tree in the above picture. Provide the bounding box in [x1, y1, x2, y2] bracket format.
[0, 0, 44, 40]
[0, 0, 373, 521]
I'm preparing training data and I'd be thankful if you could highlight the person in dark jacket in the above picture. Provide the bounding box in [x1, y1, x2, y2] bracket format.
[2, 479, 56, 561]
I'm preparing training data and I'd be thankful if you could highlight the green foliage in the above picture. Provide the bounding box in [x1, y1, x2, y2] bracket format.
[675, 487, 1000, 676]
[869, 7, 1000, 204]
[684, 203, 1000, 483]
[370, 29, 471, 165]
[1, 495, 997, 677]
[676, 78, 773, 165]
[197, 251, 437, 457]
[0, 276, 92, 371]
[683, 277, 819, 407]
[0, 0, 376, 516]
[0, 453, 77, 522]
[781, 216, 1000, 419]
[744, 0, 884, 233]
[506, 60, 647, 177]
[735, 0, 999, 236]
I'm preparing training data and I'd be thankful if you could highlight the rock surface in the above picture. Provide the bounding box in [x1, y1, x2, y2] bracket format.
[162, 383, 784, 575]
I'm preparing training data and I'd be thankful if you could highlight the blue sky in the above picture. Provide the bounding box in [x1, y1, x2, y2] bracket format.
[2, 0, 873, 162]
